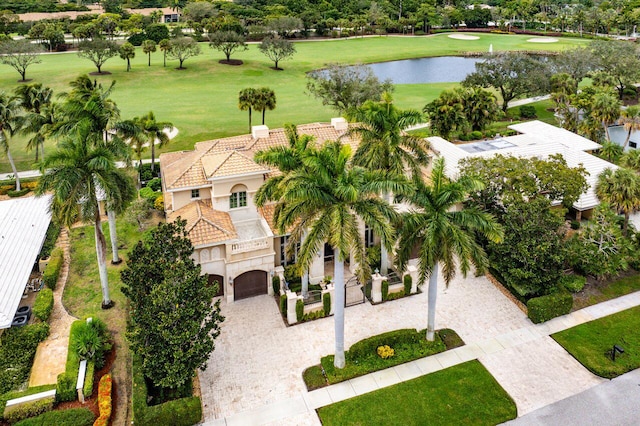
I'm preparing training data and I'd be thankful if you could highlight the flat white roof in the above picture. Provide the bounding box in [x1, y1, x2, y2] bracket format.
[427, 123, 615, 212]
[0, 195, 52, 329]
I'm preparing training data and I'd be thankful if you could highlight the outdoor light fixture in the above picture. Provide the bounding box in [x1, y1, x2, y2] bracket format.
[611, 344, 625, 361]
[374, 268, 379, 275]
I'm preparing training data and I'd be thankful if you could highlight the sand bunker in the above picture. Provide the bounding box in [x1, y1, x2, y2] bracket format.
[448, 34, 480, 40]
[527, 37, 558, 43]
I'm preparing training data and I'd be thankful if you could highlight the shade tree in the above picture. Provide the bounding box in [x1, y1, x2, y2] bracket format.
[208, 30, 247, 64]
[259, 35, 296, 70]
[78, 39, 119, 74]
[0, 39, 43, 82]
[168, 36, 201, 69]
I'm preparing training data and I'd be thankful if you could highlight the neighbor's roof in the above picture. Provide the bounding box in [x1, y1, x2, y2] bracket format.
[508, 120, 602, 152]
[160, 122, 353, 191]
[167, 200, 237, 247]
[428, 124, 616, 212]
[0, 195, 52, 329]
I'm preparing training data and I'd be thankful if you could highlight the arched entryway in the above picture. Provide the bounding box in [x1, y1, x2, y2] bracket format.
[233, 270, 267, 300]
[207, 274, 224, 297]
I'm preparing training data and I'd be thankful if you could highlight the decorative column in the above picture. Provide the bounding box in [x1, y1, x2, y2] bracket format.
[286, 290, 299, 325]
[407, 265, 419, 294]
[371, 271, 387, 304]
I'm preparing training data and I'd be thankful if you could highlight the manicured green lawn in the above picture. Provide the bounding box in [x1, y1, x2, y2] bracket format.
[572, 272, 640, 310]
[317, 360, 517, 426]
[0, 33, 589, 172]
[552, 305, 640, 379]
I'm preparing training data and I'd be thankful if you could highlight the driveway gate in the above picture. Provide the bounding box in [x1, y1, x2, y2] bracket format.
[344, 276, 365, 307]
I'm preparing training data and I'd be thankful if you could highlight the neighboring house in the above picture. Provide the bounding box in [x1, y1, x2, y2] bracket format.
[160, 119, 364, 303]
[608, 125, 640, 151]
[428, 120, 616, 220]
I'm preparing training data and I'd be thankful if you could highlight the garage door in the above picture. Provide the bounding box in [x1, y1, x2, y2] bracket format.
[234, 270, 267, 300]
[207, 274, 224, 297]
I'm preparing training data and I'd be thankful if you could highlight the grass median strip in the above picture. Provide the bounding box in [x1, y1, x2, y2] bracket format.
[317, 360, 517, 426]
[552, 305, 640, 379]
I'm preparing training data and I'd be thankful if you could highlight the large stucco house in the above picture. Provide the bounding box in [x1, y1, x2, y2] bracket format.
[159, 119, 368, 303]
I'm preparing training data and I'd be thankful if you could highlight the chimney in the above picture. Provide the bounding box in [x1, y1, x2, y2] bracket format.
[252, 125, 269, 139]
[331, 117, 348, 131]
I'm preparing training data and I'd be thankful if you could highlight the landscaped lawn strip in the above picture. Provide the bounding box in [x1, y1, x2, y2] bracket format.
[63, 215, 159, 425]
[0, 34, 589, 172]
[552, 305, 640, 379]
[572, 272, 640, 310]
[317, 360, 517, 426]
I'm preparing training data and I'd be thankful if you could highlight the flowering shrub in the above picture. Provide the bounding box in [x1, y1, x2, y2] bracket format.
[377, 345, 395, 359]
[94, 374, 112, 426]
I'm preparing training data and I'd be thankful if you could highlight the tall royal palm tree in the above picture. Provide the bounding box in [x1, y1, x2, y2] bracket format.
[138, 111, 173, 174]
[255, 124, 315, 297]
[347, 93, 429, 274]
[619, 105, 640, 150]
[36, 130, 136, 308]
[0, 92, 23, 191]
[15, 83, 56, 162]
[396, 158, 504, 341]
[596, 167, 640, 236]
[274, 141, 402, 368]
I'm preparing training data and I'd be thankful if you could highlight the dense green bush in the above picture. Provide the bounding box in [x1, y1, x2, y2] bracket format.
[403, 274, 412, 295]
[279, 294, 287, 315]
[139, 187, 161, 204]
[83, 361, 95, 399]
[14, 408, 95, 426]
[296, 299, 304, 322]
[570, 220, 581, 230]
[4, 396, 54, 424]
[55, 373, 76, 403]
[132, 356, 202, 426]
[519, 105, 537, 118]
[527, 290, 573, 324]
[139, 163, 160, 182]
[347, 329, 440, 362]
[322, 292, 331, 316]
[272, 275, 280, 295]
[39, 222, 60, 261]
[283, 264, 301, 285]
[7, 188, 31, 197]
[0, 385, 55, 419]
[381, 280, 389, 301]
[146, 178, 162, 192]
[560, 274, 586, 293]
[33, 288, 54, 322]
[42, 248, 63, 290]
[0, 323, 50, 395]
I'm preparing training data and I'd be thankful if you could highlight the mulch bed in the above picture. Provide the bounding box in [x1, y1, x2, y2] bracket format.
[219, 59, 243, 65]
[572, 269, 639, 311]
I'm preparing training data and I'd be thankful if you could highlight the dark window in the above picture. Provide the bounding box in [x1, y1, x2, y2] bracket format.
[365, 226, 374, 248]
[191, 189, 200, 199]
[630, 141, 637, 149]
[230, 191, 247, 208]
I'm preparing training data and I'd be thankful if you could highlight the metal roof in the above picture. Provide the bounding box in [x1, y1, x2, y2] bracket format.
[0, 195, 52, 329]
[508, 120, 602, 152]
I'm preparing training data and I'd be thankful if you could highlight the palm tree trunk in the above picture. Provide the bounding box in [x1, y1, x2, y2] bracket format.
[262, 109, 266, 125]
[248, 108, 252, 133]
[107, 210, 121, 264]
[333, 248, 346, 368]
[151, 141, 156, 173]
[426, 265, 438, 341]
[6, 149, 21, 191]
[624, 130, 632, 149]
[380, 191, 390, 275]
[301, 231, 309, 298]
[94, 210, 112, 308]
[623, 211, 629, 237]
[604, 122, 611, 141]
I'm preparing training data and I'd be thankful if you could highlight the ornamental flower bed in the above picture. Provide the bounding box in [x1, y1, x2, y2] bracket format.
[93, 374, 112, 426]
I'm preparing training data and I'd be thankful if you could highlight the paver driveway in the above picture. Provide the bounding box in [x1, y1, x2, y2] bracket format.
[199, 271, 603, 424]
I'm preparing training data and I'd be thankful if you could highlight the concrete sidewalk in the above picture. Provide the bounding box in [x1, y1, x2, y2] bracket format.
[201, 286, 640, 425]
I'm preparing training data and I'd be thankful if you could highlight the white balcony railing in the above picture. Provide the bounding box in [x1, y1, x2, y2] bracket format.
[229, 237, 270, 255]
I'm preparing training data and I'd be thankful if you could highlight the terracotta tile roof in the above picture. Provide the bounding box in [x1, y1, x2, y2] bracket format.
[258, 204, 278, 234]
[168, 200, 237, 246]
[202, 151, 267, 179]
[160, 122, 354, 191]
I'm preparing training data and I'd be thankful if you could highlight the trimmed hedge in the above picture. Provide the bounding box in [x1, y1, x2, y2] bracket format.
[527, 290, 573, 324]
[322, 292, 331, 316]
[560, 274, 586, 293]
[33, 288, 54, 322]
[272, 276, 280, 295]
[0, 385, 56, 420]
[132, 356, 202, 426]
[7, 188, 31, 198]
[403, 274, 412, 295]
[295, 299, 304, 322]
[279, 294, 287, 314]
[0, 323, 50, 395]
[42, 248, 63, 290]
[347, 329, 431, 362]
[4, 396, 54, 424]
[14, 408, 96, 426]
[39, 222, 61, 261]
[56, 321, 82, 402]
[381, 280, 389, 301]
[82, 361, 95, 399]
[94, 374, 112, 426]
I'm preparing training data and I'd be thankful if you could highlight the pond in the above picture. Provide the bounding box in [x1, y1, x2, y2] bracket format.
[367, 56, 483, 84]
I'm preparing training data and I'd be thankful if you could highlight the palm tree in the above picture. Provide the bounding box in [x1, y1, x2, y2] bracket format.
[396, 158, 504, 341]
[620, 149, 640, 173]
[114, 117, 147, 167]
[138, 111, 173, 174]
[238, 88, 257, 132]
[36, 130, 136, 308]
[347, 93, 429, 274]
[424, 89, 467, 139]
[599, 140, 623, 163]
[591, 90, 621, 141]
[619, 105, 640, 149]
[158, 39, 170, 67]
[255, 124, 315, 297]
[255, 87, 276, 125]
[0, 92, 23, 191]
[595, 167, 640, 236]
[273, 141, 401, 368]
[15, 83, 55, 162]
